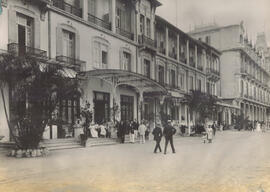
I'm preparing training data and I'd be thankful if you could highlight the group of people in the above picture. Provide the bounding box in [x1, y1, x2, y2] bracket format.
[116, 120, 139, 143]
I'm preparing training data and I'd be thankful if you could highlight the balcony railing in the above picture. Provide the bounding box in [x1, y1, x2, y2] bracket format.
[56, 56, 86, 71]
[116, 28, 134, 41]
[138, 35, 156, 50]
[169, 52, 177, 60]
[197, 65, 203, 71]
[189, 58, 195, 68]
[8, 43, 47, 58]
[206, 68, 220, 76]
[52, 0, 82, 18]
[158, 47, 166, 55]
[88, 14, 111, 30]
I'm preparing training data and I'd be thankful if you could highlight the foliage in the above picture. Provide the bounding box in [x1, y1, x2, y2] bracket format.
[185, 90, 219, 124]
[110, 100, 120, 122]
[159, 111, 171, 127]
[0, 53, 77, 149]
[232, 113, 249, 130]
[80, 101, 93, 133]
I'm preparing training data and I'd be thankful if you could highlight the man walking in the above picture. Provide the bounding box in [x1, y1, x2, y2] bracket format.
[163, 120, 176, 154]
[152, 123, 163, 153]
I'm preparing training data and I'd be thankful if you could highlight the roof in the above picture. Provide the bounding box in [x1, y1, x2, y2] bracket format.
[79, 69, 168, 94]
[155, 15, 221, 55]
[189, 24, 242, 35]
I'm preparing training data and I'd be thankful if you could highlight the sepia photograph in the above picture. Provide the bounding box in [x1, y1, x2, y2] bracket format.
[0, 0, 270, 191]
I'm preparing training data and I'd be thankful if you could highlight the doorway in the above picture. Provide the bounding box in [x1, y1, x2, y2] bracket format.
[121, 95, 134, 122]
[94, 92, 110, 124]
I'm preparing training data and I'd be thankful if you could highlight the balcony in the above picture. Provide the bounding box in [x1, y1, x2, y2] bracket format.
[56, 56, 86, 71]
[169, 52, 177, 60]
[197, 65, 203, 72]
[88, 14, 111, 30]
[116, 28, 134, 41]
[8, 43, 47, 59]
[138, 35, 156, 51]
[179, 52, 187, 64]
[52, 0, 82, 18]
[189, 58, 195, 68]
[206, 68, 220, 81]
[158, 47, 166, 55]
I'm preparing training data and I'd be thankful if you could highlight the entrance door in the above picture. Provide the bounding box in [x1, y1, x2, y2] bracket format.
[94, 92, 110, 124]
[18, 25, 26, 56]
[121, 95, 134, 121]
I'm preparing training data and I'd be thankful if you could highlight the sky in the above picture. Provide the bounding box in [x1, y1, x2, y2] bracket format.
[156, 0, 270, 45]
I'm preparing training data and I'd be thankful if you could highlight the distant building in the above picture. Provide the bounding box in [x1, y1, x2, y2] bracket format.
[190, 22, 270, 126]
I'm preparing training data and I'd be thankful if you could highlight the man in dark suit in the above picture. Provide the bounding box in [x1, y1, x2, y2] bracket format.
[152, 123, 163, 153]
[163, 120, 176, 154]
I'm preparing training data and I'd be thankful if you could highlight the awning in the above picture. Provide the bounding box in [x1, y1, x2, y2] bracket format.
[79, 69, 168, 95]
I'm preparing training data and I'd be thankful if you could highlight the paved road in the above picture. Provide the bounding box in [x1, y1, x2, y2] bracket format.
[0, 131, 270, 192]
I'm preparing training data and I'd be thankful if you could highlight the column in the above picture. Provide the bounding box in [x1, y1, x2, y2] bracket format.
[138, 90, 144, 123]
[177, 34, 180, 61]
[195, 45, 198, 69]
[111, 0, 116, 33]
[165, 27, 169, 57]
[186, 39, 190, 65]
[82, 0, 88, 21]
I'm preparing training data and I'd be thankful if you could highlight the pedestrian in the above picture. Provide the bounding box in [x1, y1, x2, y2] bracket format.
[163, 120, 176, 154]
[119, 120, 126, 143]
[212, 121, 217, 136]
[138, 121, 146, 144]
[129, 121, 135, 143]
[152, 123, 163, 153]
[133, 119, 139, 139]
[206, 123, 213, 143]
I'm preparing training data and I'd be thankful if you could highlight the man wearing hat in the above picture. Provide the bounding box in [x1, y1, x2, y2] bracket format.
[163, 120, 176, 154]
[152, 123, 163, 153]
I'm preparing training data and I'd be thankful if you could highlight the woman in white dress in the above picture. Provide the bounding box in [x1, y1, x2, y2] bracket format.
[90, 124, 98, 138]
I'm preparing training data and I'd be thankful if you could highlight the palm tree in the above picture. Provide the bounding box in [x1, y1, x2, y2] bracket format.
[0, 52, 77, 149]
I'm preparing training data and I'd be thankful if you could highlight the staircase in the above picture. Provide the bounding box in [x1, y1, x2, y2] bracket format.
[0, 142, 15, 154]
[41, 137, 119, 151]
[41, 138, 82, 151]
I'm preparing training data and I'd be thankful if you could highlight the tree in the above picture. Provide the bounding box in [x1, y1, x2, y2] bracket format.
[185, 90, 219, 125]
[0, 53, 77, 149]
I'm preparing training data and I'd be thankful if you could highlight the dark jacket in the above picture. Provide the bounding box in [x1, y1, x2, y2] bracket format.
[152, 127, 162, 141]
[163, 124, 176, 139]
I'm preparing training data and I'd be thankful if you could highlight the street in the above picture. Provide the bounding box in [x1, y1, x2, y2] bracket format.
[0, 131, 270, 192]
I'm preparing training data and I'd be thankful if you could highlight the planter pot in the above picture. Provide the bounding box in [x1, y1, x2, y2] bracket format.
[31, 149, 37, 157]
[11, 149, 16, 157]
[36, 149, 42, 157]
[16, 149, 23, 158]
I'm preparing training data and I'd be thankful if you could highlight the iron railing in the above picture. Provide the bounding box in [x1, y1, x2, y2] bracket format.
[52, 0, 82, 17]
[206, 68, 220, 76]
[8, 43, 47, 58]
[116, 28, 134, 41]
[88, 14, 111, 30]
[56, 56, 86, 71]
[138, 35, 156, 49]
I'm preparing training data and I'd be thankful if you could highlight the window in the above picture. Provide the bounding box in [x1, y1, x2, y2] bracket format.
[158, 66, 164, 84]
[16, 13, 34, 55]
[170, 69, 176, 87]
[178, 73, 185, 90]
[144, 59, 151, 78]
[146, 18, 151, 37]
[205, 36, 211, 45]
[197, 79, 202, 91]
[206, 82, 210, 94]
[116, 8, 121, 28]
[62, 29, 75, 58]
[93, 41, 109, 69]
[102, 51, 107, 65]
[122, 51, 131, 71]
[189, 76, 194, 91]
[140, 14, 145, 34]
[88, 0, 96, 15]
